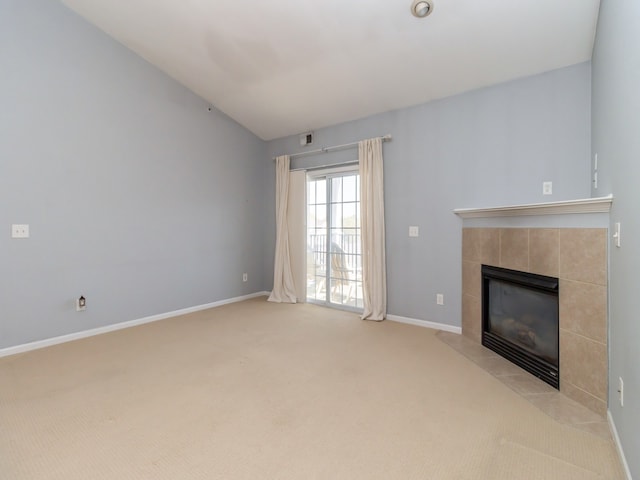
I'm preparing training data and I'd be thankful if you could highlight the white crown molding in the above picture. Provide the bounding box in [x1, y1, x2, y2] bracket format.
[453, 195, 613, 219]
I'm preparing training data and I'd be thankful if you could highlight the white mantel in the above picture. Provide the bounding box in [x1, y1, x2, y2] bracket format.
[453, 195, 613, 219]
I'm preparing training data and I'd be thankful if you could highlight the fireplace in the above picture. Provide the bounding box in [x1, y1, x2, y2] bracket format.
[462, 228, 608, 414]
[482, 265, 559, 389]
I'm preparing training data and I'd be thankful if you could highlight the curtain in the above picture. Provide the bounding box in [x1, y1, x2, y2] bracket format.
[268, 155, 297, 303]
[359, 138, 387, 320]
[287, 170, 307, 302]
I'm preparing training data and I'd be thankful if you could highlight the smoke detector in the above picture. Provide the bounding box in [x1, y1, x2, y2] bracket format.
[411, 0, 434, 18]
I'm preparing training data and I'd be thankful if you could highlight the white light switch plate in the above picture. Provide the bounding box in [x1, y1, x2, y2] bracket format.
[409, 226, 419, 237]
[11, 224, 29, 238]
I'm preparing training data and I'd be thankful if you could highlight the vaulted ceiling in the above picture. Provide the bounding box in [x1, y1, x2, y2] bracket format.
[60, 0, 600, 140]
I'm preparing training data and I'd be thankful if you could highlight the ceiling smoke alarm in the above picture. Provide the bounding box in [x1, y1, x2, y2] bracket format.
[411, 0, 434, 18]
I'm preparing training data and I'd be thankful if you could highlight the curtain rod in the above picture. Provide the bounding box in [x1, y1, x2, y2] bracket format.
[273, 134, 392, 161]
[290, 160, 359, 173]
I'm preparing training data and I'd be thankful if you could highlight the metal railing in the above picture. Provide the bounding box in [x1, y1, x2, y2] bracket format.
[308, 233, 360, 271]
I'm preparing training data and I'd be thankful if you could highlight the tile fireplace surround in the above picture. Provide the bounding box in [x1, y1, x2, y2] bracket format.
[461, 227, 608, 416]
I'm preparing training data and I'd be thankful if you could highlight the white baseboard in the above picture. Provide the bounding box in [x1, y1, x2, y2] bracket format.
[608, 410, 633, 480]
[386, 314, 462, 334]
[0, 291, 270, 358]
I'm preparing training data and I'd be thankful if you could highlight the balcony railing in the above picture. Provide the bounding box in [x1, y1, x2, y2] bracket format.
[307, 233, 362, 309]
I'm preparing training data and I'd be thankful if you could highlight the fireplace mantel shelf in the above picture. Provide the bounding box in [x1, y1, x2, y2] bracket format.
[453, 195, 613, 219]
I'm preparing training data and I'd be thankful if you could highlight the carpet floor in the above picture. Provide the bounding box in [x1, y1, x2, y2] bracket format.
[0, 298, 625, 479]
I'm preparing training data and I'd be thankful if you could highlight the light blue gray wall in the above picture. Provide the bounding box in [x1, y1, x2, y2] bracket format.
[0, 0, 268, 349]
[266, 63, 592, 327]
[592, 1, 640, 476]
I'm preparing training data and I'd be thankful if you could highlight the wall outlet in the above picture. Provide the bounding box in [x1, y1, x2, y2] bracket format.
[436, 294, 444, 305]
[542, 181, 553, 195]
[11, 224, 30, 238]
[409, 226, 419, 237]
[619, 377, 624, 407]
[242, 273, 248, 282]
[76, 296, 86, 312]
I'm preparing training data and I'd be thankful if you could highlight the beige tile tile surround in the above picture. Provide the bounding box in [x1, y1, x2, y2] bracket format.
[461, 228, 608, 417]
[499, 228, 530, 271]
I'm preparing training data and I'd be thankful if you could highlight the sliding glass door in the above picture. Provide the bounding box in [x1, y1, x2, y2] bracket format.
[306, 169, 362, 310]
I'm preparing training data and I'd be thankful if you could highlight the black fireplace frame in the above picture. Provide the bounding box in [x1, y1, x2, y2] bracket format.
[481, 265, 560, 389]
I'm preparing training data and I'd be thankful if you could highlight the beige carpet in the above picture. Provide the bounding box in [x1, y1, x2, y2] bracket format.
[0, 298, 625, 479]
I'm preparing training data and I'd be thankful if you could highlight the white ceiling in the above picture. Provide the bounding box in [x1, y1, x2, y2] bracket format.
[60, 0, 600, 141]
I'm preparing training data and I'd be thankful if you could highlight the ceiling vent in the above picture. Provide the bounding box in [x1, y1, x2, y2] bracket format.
[299, 132, 313, 146]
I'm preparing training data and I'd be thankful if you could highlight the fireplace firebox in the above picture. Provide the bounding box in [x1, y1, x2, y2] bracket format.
[482, 265, 559, 389]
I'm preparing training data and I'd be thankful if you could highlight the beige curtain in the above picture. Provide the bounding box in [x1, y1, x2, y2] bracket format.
[287, 170, 307, 302]
[268, 155, 297, 303]
[359, 138, 387, 320]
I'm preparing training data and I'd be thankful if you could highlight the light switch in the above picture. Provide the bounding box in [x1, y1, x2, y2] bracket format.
[409, 226, 419, 237]
[613, 222, 621, 247]
[11, 224, 29, 238]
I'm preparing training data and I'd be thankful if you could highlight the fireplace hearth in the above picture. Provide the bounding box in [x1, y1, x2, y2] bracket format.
[482, 265, 559, 389]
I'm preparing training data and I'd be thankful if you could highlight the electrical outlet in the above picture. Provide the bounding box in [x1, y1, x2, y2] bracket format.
[619, 377, 624, 407]
[11, 224, 30, 238]
[242, 273, 248, 282]
[409, 226, 419, 237]
[436, 294, 444, 305]
[542, 181, 553, 195]
[76, 296, 86, 312]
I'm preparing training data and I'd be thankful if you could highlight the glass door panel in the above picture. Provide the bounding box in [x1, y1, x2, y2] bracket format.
[307, 171, 362, 310]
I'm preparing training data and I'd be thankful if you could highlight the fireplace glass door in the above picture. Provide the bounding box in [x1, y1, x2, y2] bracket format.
[482, 265, 559, 388]
[486, 279, 559, 365]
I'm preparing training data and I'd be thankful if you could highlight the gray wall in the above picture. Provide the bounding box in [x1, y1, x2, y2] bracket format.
[592, 1, 640, 476]
[0, 0, 268, 349]
[266, 63, 592, 327]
